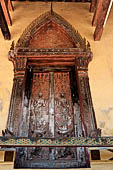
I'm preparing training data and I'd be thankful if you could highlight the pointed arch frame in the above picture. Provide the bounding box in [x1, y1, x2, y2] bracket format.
[8, 10, 101, 141]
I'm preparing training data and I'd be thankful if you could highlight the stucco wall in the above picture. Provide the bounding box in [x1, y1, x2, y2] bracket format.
[0, 2, 113, 136]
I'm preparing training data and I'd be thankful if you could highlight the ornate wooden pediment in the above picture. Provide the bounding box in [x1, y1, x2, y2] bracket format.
[8, 9, 93, 81]
[8, 10, 93, 75]
[16, 10, 91, 51]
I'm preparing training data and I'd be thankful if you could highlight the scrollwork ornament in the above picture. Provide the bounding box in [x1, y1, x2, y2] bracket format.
[89, 128, 101, 137]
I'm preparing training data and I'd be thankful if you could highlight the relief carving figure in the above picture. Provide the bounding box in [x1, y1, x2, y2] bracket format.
[55, 147, 76, 160]
[27, 147, 49, 160]
[55, 92, 73, 135]
[30, 92, 48, 137]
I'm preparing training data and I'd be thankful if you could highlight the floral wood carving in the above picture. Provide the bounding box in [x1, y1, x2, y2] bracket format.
[16, 11, 91, 52]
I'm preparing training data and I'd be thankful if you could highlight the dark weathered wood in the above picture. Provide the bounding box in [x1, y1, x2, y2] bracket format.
[4, 151, 14, 162]
[1, 0, 12, 26]
[94, 0, 111, 41]
[8, 0, 14, 11]
[90, 0, 97, 12]
[91, 150, 101, 160]
[0, 3, 11, 40]
[6, 10, 100, 169]
[77, 0, 90, 1]
[92, 0, 103, 26]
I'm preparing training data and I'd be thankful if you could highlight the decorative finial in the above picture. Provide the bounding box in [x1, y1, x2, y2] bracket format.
[8, 41, 15, 60]
[10, 41, 15, 50]
[51, 2, 54, 14]
[87, 41, 91, 51]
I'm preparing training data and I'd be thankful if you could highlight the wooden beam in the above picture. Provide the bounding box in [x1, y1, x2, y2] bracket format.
[0, 136, 113, 147]
[92, 0, 103, 26]
[0, 3, 11, 40]
[8, 0, 14, 11]
[1, 0, 12, 26]
[103, 0, 113, 27]
[90, 0, 97, 12]
[94, 0, 111, 41]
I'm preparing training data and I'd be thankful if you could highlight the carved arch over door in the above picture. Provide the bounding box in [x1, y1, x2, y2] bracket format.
[7, 10, 101, 169]
[16, 10, 91, 50]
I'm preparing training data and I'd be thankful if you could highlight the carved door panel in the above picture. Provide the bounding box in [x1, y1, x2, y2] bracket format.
[29, 72, 49, 138]
[54, 72, 74, 138]
[29, 72, 75, 139]
[16, 70, 88, 168]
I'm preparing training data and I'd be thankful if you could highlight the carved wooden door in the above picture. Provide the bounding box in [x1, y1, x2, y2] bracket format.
[18, 69, 89, 168]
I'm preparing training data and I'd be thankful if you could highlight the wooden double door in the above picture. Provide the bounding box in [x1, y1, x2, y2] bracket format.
[15, 67, 89, 168]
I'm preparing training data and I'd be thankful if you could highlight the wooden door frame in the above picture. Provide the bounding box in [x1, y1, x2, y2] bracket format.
[7, 47, 100, 139]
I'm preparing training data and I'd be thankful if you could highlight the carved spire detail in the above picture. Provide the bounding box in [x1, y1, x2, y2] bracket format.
[50, 2, 54, 15]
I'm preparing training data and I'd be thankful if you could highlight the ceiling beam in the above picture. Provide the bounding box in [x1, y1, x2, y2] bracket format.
[0, 3, 11, 40]
[94, 0, 111, 41]
[1, 0, 12, 26]
[103, 0, 113, 27]
[90, 0, 97, 12]
[92, 0, 103, 26]
[8, 0, 14, 12]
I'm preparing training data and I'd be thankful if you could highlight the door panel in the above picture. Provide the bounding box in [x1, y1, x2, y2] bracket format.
[54, 72, 74, 138]
[27, 73, 50, 164]
[14, 69, 89, 168]
[29, 72, 74, 139]
[29, 72, 49, 138]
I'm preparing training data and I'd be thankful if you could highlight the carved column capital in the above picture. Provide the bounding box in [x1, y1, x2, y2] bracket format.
[77, 70, 88, 77]
[75, 54, 92, 72]
[8, 42, 28, 75]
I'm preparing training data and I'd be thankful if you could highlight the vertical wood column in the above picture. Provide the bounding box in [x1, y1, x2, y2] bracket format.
[8, 0, 14, 11]
[0, 3, 11, 40]
[7, 55, 27, 136]
[1, 0, 12, 26]
[76, 71, 91, 168]
[49, 72, 55, 138]
[6, 76, 24, 136]
[78, 72, 91, 136]
[6, 74, 26, 137]
[92, 0, 103, 26]
[90, 0, 97, 12]
[77, 71, 99, 137]
[76, 71, 86, 137]
[94, 0, 111, 41]
[19, 67, 33, 137]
